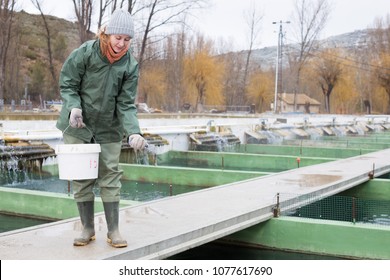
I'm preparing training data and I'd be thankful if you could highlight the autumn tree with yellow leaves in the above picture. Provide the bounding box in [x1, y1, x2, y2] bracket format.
[330, 63, 359, 114]
[371, 29, 390, 113]
[183, 37, 225, 112]
[246, 70, 274, 112]
[368, 16, 390, 113]
[375, 53, 390, 113]
[138, 64, 167, 110]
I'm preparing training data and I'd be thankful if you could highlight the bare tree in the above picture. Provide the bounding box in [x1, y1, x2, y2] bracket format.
[0, 0, 16, 100]
[31, 0, 59, 97]
[72, 0, 94, 43]
[316, 49, 342, 113]
[222, 52, 245, 108]
[370, 16, 390, 113]
[96, 0, 112, 28]
[162, 30, 186, 112]
[96, 0, 207, 69]
[241, 2, 263, 106]
[288, 0, 331, 110]
[133, 0, 206, 70]
[96, 0, 131, 31]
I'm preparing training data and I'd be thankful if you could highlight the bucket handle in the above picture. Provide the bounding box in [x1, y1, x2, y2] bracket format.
[60, 124, 97, 144]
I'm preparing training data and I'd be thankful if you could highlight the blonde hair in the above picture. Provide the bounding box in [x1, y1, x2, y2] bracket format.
[97, 26, 110, 56]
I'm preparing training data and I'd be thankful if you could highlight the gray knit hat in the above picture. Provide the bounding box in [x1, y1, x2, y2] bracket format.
[106, 9, 134, 38]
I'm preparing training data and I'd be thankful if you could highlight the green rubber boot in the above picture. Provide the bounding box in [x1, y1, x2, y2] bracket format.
[73, 201, 96, 246]
[103, 202, 127, 248]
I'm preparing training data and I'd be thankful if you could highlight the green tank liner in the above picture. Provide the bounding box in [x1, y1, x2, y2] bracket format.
[283, 138, 390, 150]
[120, 164, 269, 187]
[41, 163, 270, 188]
[317, 137, 390, 146]
[0, 187, 138, 221]
[0, 187, 79, 221]
[158, 150, 335, 172]
[224, 216, 390, 259]
[319, 134, 390, 142]
[340, 178, 390, 200]
[239, 144, 375, 158]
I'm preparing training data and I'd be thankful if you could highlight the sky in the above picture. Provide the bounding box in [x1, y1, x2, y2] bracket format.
[18, 0, 390, 51]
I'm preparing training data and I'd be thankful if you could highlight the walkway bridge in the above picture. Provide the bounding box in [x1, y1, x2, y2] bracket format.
[1, 149, 390, 260]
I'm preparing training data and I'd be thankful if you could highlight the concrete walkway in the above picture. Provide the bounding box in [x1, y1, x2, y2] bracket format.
[1, 149, 390, 260]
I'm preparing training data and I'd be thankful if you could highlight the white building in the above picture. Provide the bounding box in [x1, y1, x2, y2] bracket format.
[278, 93, 321, 114]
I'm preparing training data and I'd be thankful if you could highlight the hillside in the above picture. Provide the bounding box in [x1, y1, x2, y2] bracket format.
[15, 10, 81, 72]
[5, 11, 84, 103]
[14, 10, 372, 74]
[248, 29, 372, 69]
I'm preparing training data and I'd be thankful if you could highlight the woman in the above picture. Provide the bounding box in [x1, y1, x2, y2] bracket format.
[56, 9, 147, 248]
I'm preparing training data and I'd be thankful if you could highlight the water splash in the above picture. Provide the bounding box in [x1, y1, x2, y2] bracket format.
[133, 144, 161, 165]
[331, 126, 346, 136]
[354, 124, 366, 135]
[0, 141, 54, 185]
[304, 127, 323, 140]
[0, 145, 30, 185]
[259, 130, 283, 144]
[190, 133, 240, 152]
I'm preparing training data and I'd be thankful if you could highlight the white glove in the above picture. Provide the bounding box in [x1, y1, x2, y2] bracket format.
[69, 108, 86, 128]
[128, 134, 147, 150]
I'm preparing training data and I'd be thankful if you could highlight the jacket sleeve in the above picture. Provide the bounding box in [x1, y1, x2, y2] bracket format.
[59, 42, 89, 113]
[116, 55, 141, 138]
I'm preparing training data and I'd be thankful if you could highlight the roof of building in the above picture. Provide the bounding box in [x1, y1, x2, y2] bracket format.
[280, 93, 321, 105]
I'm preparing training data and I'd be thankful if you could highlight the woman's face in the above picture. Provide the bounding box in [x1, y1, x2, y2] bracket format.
[109, 34, 131, 53]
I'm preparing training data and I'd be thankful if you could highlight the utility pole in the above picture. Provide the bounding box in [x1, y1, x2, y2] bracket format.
[272, 20, 290, 114]
[24, 75, 30, 100]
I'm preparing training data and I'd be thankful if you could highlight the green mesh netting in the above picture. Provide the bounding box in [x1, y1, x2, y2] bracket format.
[280, 194, 390, 226]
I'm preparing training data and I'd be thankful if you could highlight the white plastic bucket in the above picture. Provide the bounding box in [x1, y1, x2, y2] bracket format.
[55, 144, 101, 180]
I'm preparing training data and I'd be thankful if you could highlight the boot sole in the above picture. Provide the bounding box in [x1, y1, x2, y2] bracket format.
[107, 238, 127, 248]
[73, 235, 96, 246]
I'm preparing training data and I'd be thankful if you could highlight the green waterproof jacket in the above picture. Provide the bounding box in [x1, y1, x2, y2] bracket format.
[56, 39, 141, 143]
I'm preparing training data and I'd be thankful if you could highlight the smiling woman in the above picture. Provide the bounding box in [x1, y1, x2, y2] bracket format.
[55, 8, 147, 249]
[100, 9, 133, 62]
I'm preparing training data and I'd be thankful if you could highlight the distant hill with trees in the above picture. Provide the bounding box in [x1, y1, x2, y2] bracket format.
[3, 10, 80, 107]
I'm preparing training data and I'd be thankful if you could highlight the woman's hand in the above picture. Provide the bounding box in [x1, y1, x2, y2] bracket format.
[128, 134, 147, 150]
[69, 108, 86, 128]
